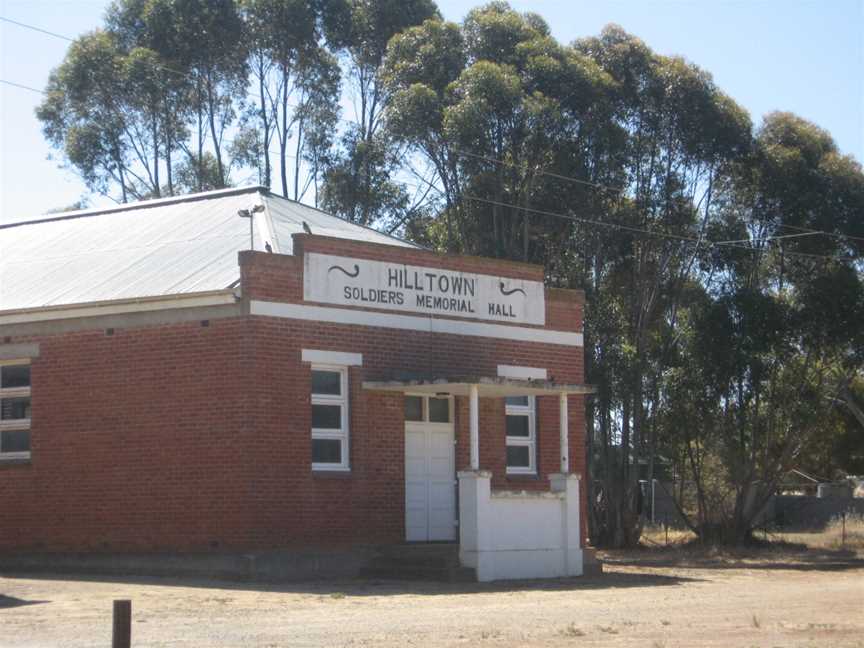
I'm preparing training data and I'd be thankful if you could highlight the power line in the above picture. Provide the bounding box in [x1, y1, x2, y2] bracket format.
[0, 78, 45, 94]
[779, 222, 864, 245]
[0, 15, 73, 42]
[459, 194, 854, 261]
[0, 15, 192, 81]
[452, 149, 624, 193]
[713, 231, 821, 245]
[4, 16, 863, 251]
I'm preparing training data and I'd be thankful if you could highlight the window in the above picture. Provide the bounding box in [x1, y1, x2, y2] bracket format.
[505, 395, 535, 474]
[311, 366, 349, 471]
[0, 361, 31, 459]
[403, 395, 451, 424]
[405, 395, 423, 422]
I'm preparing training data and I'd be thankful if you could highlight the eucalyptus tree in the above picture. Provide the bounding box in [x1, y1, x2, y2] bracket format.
[383, 2, 617, 256]
[106, 0, 249, 189]
[656, 112, 864, 543]
[37, 30, 168, 202]
[565, 26, 752, 546]
[321, 0, 440, 226]
[240, 0, 341, 199]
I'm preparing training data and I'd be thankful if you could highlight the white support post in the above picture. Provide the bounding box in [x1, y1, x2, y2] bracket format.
[559, 392, 569, 473]
[470, 384, 479, 470]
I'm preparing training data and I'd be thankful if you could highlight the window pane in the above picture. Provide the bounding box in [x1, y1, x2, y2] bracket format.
[505, 396, 529, 407]
[1, 365, 30, 389]
[311, 404, 341, 429]
[506, 445, 530, 468]
[506, 414, 530, 437]
[429, 397, 450, 423]
[1, 430, 30, 453]
[0, 397, 31, 421]
[311, 370, 341, 396]
[312, 438, 342, 464]
[405, 396, 423, 422]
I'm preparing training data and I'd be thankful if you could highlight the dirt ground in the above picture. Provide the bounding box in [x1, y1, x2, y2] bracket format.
[1, 547, 862, 648]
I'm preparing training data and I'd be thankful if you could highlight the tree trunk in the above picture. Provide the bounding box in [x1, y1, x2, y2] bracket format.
[294, 115, 303, 201]
[196, 80, 204, 192]
[258, 55, 271, 189]
[280, 64, 289, 198]
[152, 113, 160, 197]
[205, 73, 225, 187]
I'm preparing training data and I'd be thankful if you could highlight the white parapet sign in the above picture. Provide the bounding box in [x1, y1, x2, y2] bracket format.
[303, 252, 546, 326]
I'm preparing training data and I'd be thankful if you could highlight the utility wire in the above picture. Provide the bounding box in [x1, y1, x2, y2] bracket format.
[5, 70, 857, 258]
[1, 16, 191, 81]
[0, 16, 73, 42]
[712, 231, 821, 245]
[4, 15, 863, 251]
[453, 149, 624, 193]
[0, 76, 302, 161]
[779, 222, 864, 245]
[459, 194, 854, 261]
[0, 78, 45, 94]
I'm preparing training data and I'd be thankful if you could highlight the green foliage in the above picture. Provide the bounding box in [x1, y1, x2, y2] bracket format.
[320, 129, 409, 226]
[384, 3, 617, 257]
[320, 0, 439, 225]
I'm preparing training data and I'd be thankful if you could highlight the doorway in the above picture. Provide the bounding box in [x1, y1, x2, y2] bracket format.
[404, 395, 456, 542]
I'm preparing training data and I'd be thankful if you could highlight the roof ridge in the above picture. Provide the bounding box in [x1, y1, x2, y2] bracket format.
[263, 191, 419, 249]
[0, 185, 267, 230]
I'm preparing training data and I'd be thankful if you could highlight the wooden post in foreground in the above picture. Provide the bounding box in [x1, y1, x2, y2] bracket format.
[842, 512, 847, 548]
[112, 599, 131, 648]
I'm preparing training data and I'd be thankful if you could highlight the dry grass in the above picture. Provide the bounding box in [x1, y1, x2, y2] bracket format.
[774, 513, 864, 552]
[638, 513, 864, 555]
[639, 523, 696, 547]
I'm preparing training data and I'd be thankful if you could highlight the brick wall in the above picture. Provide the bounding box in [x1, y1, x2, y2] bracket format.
[0, 235, 587, 552]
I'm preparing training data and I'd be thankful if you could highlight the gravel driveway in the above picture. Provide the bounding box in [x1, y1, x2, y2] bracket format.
[1, 553, 862, 647]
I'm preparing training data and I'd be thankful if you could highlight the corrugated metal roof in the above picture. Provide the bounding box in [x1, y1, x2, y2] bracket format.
[0, 186, 415, 313]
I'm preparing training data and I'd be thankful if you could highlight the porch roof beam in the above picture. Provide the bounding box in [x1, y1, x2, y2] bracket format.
[362, 376, 594, 398]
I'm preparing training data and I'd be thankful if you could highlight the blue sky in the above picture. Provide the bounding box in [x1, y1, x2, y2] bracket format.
[1, 0, 862, 221]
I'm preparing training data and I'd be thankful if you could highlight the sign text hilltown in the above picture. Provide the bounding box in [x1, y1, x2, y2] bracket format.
[303, 253, 545, 326]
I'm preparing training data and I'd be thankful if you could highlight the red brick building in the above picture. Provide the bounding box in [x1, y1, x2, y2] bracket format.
[0, 187, 590, 581]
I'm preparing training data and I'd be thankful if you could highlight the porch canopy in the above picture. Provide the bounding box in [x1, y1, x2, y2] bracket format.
[363, 375, 594, 473]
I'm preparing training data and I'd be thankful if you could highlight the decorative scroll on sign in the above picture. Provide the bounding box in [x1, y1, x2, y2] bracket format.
[303, 252, 546, 326]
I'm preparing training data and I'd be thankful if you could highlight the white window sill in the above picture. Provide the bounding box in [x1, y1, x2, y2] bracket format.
[0, 454, 31, 466]
[312, 467, 352, 478]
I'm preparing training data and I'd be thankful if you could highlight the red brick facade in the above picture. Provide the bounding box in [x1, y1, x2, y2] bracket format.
[0, 235, 586, 552]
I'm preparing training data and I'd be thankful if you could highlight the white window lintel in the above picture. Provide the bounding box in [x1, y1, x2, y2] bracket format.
[497, 364, 547, 381]
[302, 349, 363, 366]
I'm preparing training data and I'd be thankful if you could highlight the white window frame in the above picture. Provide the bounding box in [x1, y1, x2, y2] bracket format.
[310, 364, 350, 471]
[0, 359, 32, 461]
[505, 395, 536, 475]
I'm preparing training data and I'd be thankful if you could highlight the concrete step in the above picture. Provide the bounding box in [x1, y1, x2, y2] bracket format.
[359, 564, 476, 583]
[362, 543, 475, 582]
[374, 543, 460, 568]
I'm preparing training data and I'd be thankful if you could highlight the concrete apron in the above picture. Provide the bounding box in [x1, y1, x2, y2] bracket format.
[0, 548, 377, 583]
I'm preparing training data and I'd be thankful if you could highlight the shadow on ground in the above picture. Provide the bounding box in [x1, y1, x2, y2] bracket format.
[0, 569, 701, 597]
[0, 594, 49, 610]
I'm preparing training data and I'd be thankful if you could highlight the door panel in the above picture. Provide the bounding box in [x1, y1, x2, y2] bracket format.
[405, 427, 429, 542]
[405, 422, 456, 542]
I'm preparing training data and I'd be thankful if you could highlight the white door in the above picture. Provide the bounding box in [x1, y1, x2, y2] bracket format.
[405, 417, 456, 542]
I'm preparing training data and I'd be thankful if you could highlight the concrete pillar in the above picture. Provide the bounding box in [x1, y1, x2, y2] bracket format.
[550, 472, 583, 577]
[469, 384, 479, 470]
[457, 470, 492, 571]
[559, 392, 569, 473]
